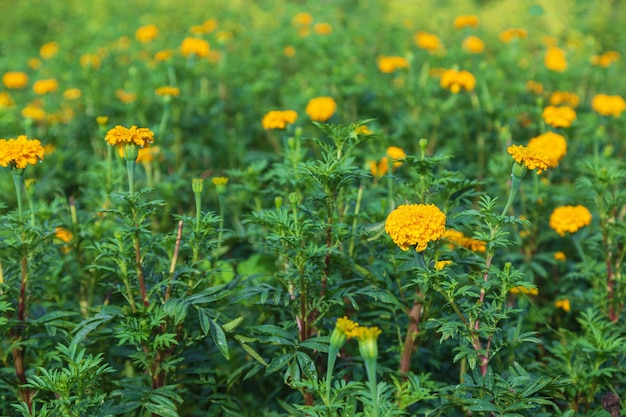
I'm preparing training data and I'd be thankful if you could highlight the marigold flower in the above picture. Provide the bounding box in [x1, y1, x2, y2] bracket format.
[63, 88, 82, 100]
[509, 286, 538, 296]
[330, 316, 358, 350]
[116, 89, 137, 104]
[180, 37, 210, 58]
[591, 51, 620, 67]
[314, 23, 332, 35]
[54, 227, 73, 243]
[377, 56, 410, 74]
[369, 157, 389, 178]
[3, 71, 29, 89]
[462, 35, 485, 54]
[136, 24, 159, 43]
[0, 135, 45, 169]
[284, 46, 296, 57]
[261, 110, 298, 130]
[40, 41, 60, 60]
[526, 132, 567, 168]
[212, 176, 228, 186]
[385, 204, 446, 252]
[555, 299, 570, 312]
[203, 18, 218, 33]
[119, 145, 160, 163]
[0, 92, 14, 108]
[454, 15, 479, 29]
[155, 86, 180, 97]
[507, 145, 550, 174]
[440, 69, 476, 94]
[386, 146, 406, 168]
[155, 50, 173, 61]
[542, 105, 576, 128]
[104, 125, 154, 148]
[21, 106, 47, 121]
[499, 28, 527, 43]
[435, 260, 452, 271]
[525, 80, 544, 95]
[292, 12, 313, 26]
[33, 79, 59, 95]
[544, 47, 567, 72]
[355, 125, 372, 135]
[549, 91, 579, 108]
[80, 54, 101, 69]
[305, 96, 336, 122]
[349, 326, 381, 362]
[414, 31, 442, 53]
[591, 94, 626, 117]
[554, 251, 566, 261]
[549, 205, 592, 236]
[443, 229, 486, 252]
[28, 58, 42, 70]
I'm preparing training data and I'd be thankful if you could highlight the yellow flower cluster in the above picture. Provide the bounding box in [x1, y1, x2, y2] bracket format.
[542, 105, 576, 128]
[104, 125, 154, 148]
[40, 41, 60, 60]
[507, 145, 550, 174]
[136, 24, 159, 43]
[544, 47, 567, 72]
[180, 37, 210, 58]
[2, 71, 29, 89]
[292, 12, 313, 26]
[443, 229, 486, 252]
[440, 69, 476, 94]
[453, 15, 479, 29]
[499, 28, 527, 43]
[0, 135, 45, 169]
[526, 132, 567, 168]
[549, 205, 592, 236]
[435, 260, 452, 271]
[554, 299, 571, 312]
[549, 91, 579, 108]
[525, 80, 544, 95]
[80, 53, 101, 69]
[414, 31, 442, 53]
[385, 204, 446, 252]
[554, 251, 566, 261]
[509, 286, 538, 296]
[369, 146, 406, 178]
[591, 94, 626, 117]
[462, 35, 485, 54]
[591, 51, 620, 67]
[305, 96, 336, 122]
[377, 56, 409, 73]
[261, 110, 298, 130]
[155, 86, 181, 97]
[314, 23, 332, 35]
[33, 79, 59, 95]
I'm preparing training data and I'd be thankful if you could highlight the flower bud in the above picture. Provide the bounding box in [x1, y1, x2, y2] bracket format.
[192, 178, 204, 194]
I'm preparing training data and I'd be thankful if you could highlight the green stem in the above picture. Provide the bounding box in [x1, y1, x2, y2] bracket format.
[364, 358, 378, 417]
[126, 159, 136, 198]
[12, 172, 24, 222]
[213, 193, 225, 268]
[501, 174, 522, 216]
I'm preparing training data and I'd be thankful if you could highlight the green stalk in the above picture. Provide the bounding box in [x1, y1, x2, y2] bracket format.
[364, 358, 378, 417]
[12, 171, 24, 222]
[126, 159, 136, 198]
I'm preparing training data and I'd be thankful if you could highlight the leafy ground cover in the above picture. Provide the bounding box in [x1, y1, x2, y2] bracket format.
[1, 0, 626, 416]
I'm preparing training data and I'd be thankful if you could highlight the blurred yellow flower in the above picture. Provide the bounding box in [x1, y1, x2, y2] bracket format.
[507, 145, 550, 174]
[155, 86, 180, 97]
[525, 80, 544, 95]
[0, 91, 14, 108]
[40, 41, 60, 60]
[292, 12, 314, 26]
[203, 18, 218, 33]
[348, 326, 381, 361]
[54, 227, 73, 243]
[462, 35, 484, 54]
[526, 132, 567, 168]
[369, 157, 388, 178]
[155, 50, 173, 61]
[63, 88, 82, 100]
[591, 94, 626, 117]
[33, 79, 59, 95]
[499, 28, 527, 43]
[544, 47, 567, 72]
[549, 91, 579, 108]
[3, 71, 29, 89]
[591, 51, 620, 67]
[435, 260, 452, 271]
[0, 135, 45, 169]
[440, 69, 476, 94]
[509, 286, 538, 296]
[116, 89, 137, 104]
[261, 110, 298, 130]
[385, 204, 446, 252]
[105, 125, 155, 148]
[443, 229, 486, 252]
[453, 15, 479, 29]
[549, 205, 592, 236]
[414, 31, 442, 53]
[22, 106, 47, 121]
[180, 37, 210, 58]
[377, 56, 409, 73]
[305, 96, 336, 122]
[28, 58, 42, 70]
[542, 105, 576, 128]
[386, 146, 406, 167]
[314, 23, 332, 35]
[555, 299, 570, 312]
[284, 45, 296, 57]
[355, 125, 372, 135]
[136, 24, 159, 43]
[80, 54, 101, 69]
[554, 251, 566, 261]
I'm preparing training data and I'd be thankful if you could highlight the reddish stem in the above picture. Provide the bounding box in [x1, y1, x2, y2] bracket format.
[400, 294, 423, 374]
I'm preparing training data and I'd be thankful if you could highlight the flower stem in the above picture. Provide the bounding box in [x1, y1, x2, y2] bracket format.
[12, 172, 24, 222]
[126, 159, 136, 198]
[364, 358, 378, 417]
[501, 174, 522, 216]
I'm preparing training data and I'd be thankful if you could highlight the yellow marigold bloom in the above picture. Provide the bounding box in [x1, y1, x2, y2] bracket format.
[549, 91, 579, 108]
[462, 35, 485, 54]
[0, 135, 45, 169]
[591, 51, 620, 67]
[414, 31, 442, 53]
[28, 58, 41, 70]
[542, 105, 576, 128]
[298, 26, 311, 37]
[212, 176, 228, 186]
[203, 18, 218, 33]
[3, 71, 29, 89]
[40, 41, 60, 60]
[443, 229, 486, 252]
[355, 125, 372, 135]
[96, 116, 109, 127]
[215, 31, 232, 44]
[0, 91, 14, 108]
[435, 260, 452, 271]
[305, 96, 336, 122]
[314, 23, 332, 35]
[330, 316, 359, 350]
[80, 54, 101, 69]
[525, 80, 544, 95]
[116, 89, 137, 104]
[554, 251, 566, 261]
[526, 132, 567, 169]
[104, 125, 154, 148]
[509, 286, 538, 296]
[33, 79, 59, 95]
[284, 45, 296, 57]
[591, 94, 626, 117]
[507, 145, 550, 174]
[349, 326, 382, 362]
[369, 157, 389, 178]
[386, 146, 406, 168]
[292, 12, 314, 26]
[155, 86, 180, 97]
[377, 56, 410, 73]
[385, 203, 446, 252]
[63, 88, 82, 100]
[180, 37, 210, 58]
[261, 110, 298, 130]
[440, 69, 476, 94]
[136, 24, 159, 43]
[21, 106, 47, 121]
[544, 47, 567, 72]
[555, 299, 570, 312]
[155, 50, 173, 62]
[453, 15, 479, 29]
[549, 205, 592, 236]
[499, 28, 527, 43]
[54, 227, 73, 243]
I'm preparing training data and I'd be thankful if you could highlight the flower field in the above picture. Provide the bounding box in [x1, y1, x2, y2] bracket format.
[1, 0, 626, 416]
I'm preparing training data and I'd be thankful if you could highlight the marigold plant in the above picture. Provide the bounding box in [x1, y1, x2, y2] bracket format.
[305, 96, 336, 122]
[440, 69, 476, 94]
[549, 205, 592, 236]
[2, 71, 29, 89]
[544, 46, 567, 72]
[135, 24, 159, 43]
[453, 15, 479, 29]
[462, 35, 485, 54]
[542, 105, 576, 128]
[32, 78, 59, 95]
[526, 132, 567, 168]
[261, 110, 298, 130]
[104, 125, 155, 148]
[0, 135, 45, 169]
[591, 94, 626, 117]
[180, 37, 210, 58]
[385, 203, 446, 251]
[377, 56, 409, 73]
[507, 145, 550, 174]
[414, 31, 442, 53]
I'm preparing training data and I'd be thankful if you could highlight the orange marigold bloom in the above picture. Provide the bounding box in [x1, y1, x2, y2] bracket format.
[314, 23, 332, 35]
[554, 251, 566, 261]
[261, 110, 298, 130]
[54, 227, 73, 243]
[526, 132, 567, 168]
[591, 94, 626, 117]
[80, 54, 101, 69]
[542, 105, 576, 128]
[305, 96, 336, 122]
[63, 88, 82, 100]
[0, 135, 45, 169]
[462, 35, 485, 54]
[414, 31, 442, 53]
[116, 89, 137, 104]
[435, 260, 453, 271]
[549, 91, 579, 108]
[499, 28, 528, 43]
[104, 125, 155, 148]
[525, 80, 544, 95]
[509, 286, 538, 296]
[453, 15, 479, 29]
[21, 106, 46, 121]
[443, 229, 486, 252]
[544, 47, 567, 72]
[119, 145, 160, 163]
[3, 71, 29, 89]
[33, 79, 59, 95]
[385, 204, 446, 252]
[136, 24, 159, 43]
[507, 145, 550, 174]
[554, 299, 571, 312]
[377, 56, 410, 73]
[440, 69, 476, 94]
[591, 51, 620, 67]
[155, 50, 173, 61]
[40, 41, 60, 60]
[0, 92, 14, 108]
[155, 86, 180, 97]
[369, 157, 389, 178]
[284, 46, 296, 57]
[180, 37, 210, 58]
[386, 146, 406, 168]
[549, 205, 592, 236]
[292, 12, 314, 26]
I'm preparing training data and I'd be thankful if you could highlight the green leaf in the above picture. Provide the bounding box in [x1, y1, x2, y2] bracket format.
[239, 341, 268, 366]
[209, 319, 230, 360]
[222, 316, 244, 332]
[266, 353, 293, 374]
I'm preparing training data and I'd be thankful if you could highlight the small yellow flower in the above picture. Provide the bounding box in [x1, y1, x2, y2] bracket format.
[591, 51, 620, 67]
[330, 316, 359, 350]
[54, 227, 73, 243]
[0, 135, 45, 169]
[591, 94, 626, 117]
[385, 204, 446, 252]
[203, 18, 218, 33]
[542, 105, 576, 128]
[305, 96, 337, 122]
[63, 88, 82, 100]
[136, 24, 159, 43]
[314, 23, 332, 35]
[96, 116, 109, 127]
[21, 106, 47, 121]
[104, 125, 155, 148]
[525, 80, 544, 95]
[369, 157, 388, 178]
[499, 28, 527, 43]
[28, 58, 42, 70]
[555, 299, 571, 312]
[0, 92, 14, 108]
[440, 69, 476, 94]
[2, 71, 29, 89]
[116, 89, 137, 104]
[414, 31, 442, 53]
[261, 110, 298, 130]
[212, 177, 228, 186]
[443, 229, 486, 252]
[377, 56, 410, 74]
[155, 86, 181, 97]
[386, 146, 406, 168]
[40, 41, 60, 60]
[119, 146, 160, 163]
[349, 326, 381, 362]
[526, 132, 567, 168]
[554, 251, 566, 261]
[33, 79, 59, 95]
[80, 54, 101, 69]
[462, 35, 485, 54]
[507, 145, 550, 175]
[453, 15, 479, 29]
[354, 125, 372, 135]
[549, 205, 592, 236]
[284, 46, 296, 57]
[155, 50, 173, 62]
[435, 260, 452, 271]
[292, 12, 314, 26]
[549, 91, 579, 108]
[180, 37, 210, 58]
[544, 47, 567, 72]
[509, 286, 538, 296]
